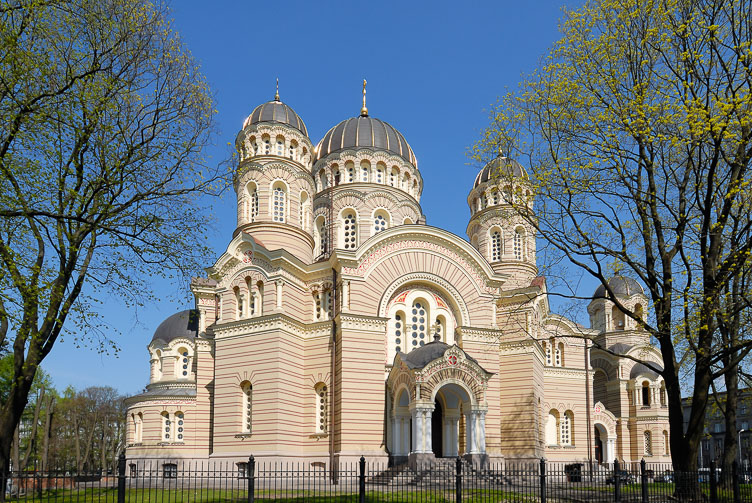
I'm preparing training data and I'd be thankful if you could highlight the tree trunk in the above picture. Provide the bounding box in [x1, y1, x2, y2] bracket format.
[722, 368, 739, 490]
[40, 396, 54, 472]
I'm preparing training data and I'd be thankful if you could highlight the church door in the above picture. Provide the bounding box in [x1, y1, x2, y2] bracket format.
[594, 427, 603, 464]
[432, 399, 443, 457]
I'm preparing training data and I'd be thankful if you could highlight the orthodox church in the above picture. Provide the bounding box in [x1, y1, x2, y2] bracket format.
[124, 84, 671, 468]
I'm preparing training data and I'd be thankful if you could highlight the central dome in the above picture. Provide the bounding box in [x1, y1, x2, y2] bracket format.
[315, 116, 417, 167]
[243, 99, 308, 137]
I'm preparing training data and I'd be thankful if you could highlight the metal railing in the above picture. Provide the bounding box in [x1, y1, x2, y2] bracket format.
[2, 455, 751, 502]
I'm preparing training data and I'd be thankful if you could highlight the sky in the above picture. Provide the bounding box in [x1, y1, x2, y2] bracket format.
[44, 0, 585, 395]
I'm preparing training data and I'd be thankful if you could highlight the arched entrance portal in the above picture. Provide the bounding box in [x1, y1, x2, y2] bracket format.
[386, 339, 492, 466]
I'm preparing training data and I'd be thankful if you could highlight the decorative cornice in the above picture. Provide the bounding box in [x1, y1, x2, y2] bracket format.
[212, 313, 331, 339]
[336, 313, 388, 332]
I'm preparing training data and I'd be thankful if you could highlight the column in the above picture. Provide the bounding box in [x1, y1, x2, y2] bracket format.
[607, 438, 616, 463]
[424, 409, 432, 454]
[443, 420, 450, 457]
[392, 416, 401, 455]
[402, 418, 410, 455]
[452, 418, 460, 456]
[477, 410, 487, 454]
[275, 280, 283, 309]
[412, 409, 420, 453]
[466, 411, 477, 454]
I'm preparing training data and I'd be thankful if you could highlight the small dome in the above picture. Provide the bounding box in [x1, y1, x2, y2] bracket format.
[401, 340, 452, 369]
[473, 156, 527, 188]
[315, 116, 417, 167]
[243, 99, 308, 136]
[151, 310, 199, 344]
[399, 340, 481, 369]
[593, 275, 645, 299]
[630, 362, 663, 380]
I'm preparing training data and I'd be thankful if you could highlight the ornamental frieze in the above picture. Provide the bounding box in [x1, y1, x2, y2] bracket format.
[345, 237, 496, 296]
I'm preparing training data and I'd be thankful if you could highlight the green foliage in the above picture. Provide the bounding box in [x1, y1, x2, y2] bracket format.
[472, 0, 752, 475]
[0, 0, 228, 471]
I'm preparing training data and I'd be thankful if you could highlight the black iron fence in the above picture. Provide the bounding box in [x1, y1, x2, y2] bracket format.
[2, 455, 752, 502]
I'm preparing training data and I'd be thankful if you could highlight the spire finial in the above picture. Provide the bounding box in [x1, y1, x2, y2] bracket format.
[360, 79, 368, 117]
[274, 78, 280, 101]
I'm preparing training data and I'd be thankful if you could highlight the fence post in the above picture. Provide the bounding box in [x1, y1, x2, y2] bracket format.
[247, 456, 255, 503]
[640, 459, 648, 503]
[710, 459, 718, 503]
[359, 456, 366, 503]
[733, 460, 741, 503]
[613, 459, 621, 503]
[540, 458, 547, 503]
[116, 453, 126, 503]
[455, 457, 462, 503]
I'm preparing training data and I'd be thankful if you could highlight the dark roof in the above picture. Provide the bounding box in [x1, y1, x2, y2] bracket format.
[630, 362, 663, 380]
[593, 275, 645, 299]
[399, 340, 481, 370]
[243, 99, 308, 136]
[315, 116, 417, 167]
[608, 343, 633, 355]
[151, 310, 199, 344]
[473, 157, 527, 188]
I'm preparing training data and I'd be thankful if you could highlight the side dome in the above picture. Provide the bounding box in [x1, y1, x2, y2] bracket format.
[593, 275, 645, 299]
[473, 156, 527, 188]
[242, 99, 308, 137]
[315, 116, 417, 167]
[151, 309, 199, 344]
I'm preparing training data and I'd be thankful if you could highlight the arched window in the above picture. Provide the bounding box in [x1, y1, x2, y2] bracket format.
[412, 179, 418, 196]
[491, 230, 502, 262]
[299, 191, 309, 229]
[513, 228, 524, 260]
[644, 430, 652, 456]
[255, 281, 263, 316]
[161, 411, 171, 441]
[394, 312, 405, 354]
[314, 382, 328, 434]
[241, 382, 252, 433]
[360, 161, 370, 182]
[612, 306, 626, 330]
[154, 350, 163, 380]
[136, 412, 143, 443]
[373, 210, 389, 235]
[288, 141, 297, 160]
[275, 137, 284, 156]
[234, 286, 243, 319]
[250, 137, 258, 155]
[556, 343, 564, 367]
[435, 315, 447, 342]
[342, 211, 357, 250]
[642, 381, 651, 406]
[502, 186, 512, 203]
[272, 183, 286, 222]
[376, 164, 385, 184]
[319, 171, 328, 190]
[660, 382, 667, 406]
[560, 410, 573, 445]
[403, 217, 413, 225]
[544, 342, 552, 366]
[175, 411, 185, 441]
[402, 173, 410, 191]
[490, 190, 499, 205]
[346, 162, 355, 182]
[390, 168, 398, 186]
[635, 303, 644, 325]
[480, 194, 487, 209]
[316, 216, 328, 255]
[247, 182, 258, 222]
[263, 137, 271, 154]
[176, 347, 190, 378]
[313, 291, 322, 321]
[409, 300, 428, 349]
[546, 410, 559, 445]
[663, 430, 669, 455]
[333, 167, 341, 186]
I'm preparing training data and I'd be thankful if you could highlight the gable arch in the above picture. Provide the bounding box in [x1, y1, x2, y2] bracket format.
[378, 272, 470, 326]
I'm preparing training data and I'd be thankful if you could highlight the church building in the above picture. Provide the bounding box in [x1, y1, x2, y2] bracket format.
[124, 85, 671, 468]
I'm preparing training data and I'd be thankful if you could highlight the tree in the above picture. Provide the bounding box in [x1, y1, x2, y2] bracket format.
[473, 0, 752, 497]
[0, 0, 223, 485]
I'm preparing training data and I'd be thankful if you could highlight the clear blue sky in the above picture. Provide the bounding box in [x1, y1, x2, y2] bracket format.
[46, 0, 583, 395]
